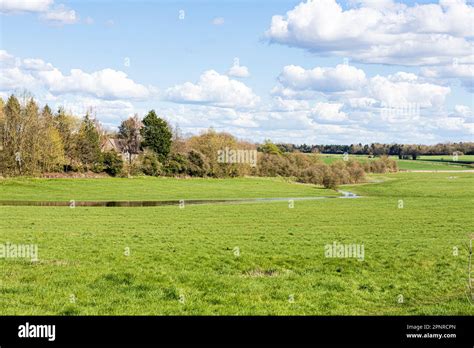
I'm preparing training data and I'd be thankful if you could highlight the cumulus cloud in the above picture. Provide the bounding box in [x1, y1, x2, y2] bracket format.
[166, 70, 259, 108]
[22, 58, 54, 71]
[0, 50, 152, 100]
[0, 49, 15, 64]
[454, 104, 473, 118]
[273, 64, 451, 108]
[37, 68, 150, 100]
[367, 72, 450, 108]
[1, 0, 78, 25]
[311, 102, 348, 122]
[39, 4, 78, 24]
[433, 116, 473, 132]
[227, 58, 250, 78]
[347, 97, 377, 109]
[64, 97, 136, 125]
[265, 0, 474, 66]
[271, 97, 310, 112]
[0, 66, 39, 91]
[0, 0, 53, 13]
[421, 63, 474, 92]
[276, 64, 366, 93]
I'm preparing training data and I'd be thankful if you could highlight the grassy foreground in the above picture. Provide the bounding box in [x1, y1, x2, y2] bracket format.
[0, 173, 473, 315]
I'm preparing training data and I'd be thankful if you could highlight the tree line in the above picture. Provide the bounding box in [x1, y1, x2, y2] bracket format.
[0, 94, 400, 189]
[277, 142, 474, 159]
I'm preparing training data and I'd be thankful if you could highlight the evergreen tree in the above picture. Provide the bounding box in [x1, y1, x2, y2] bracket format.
[140, 110, 172, 162]
[75, 113, 101, 171]
[3, 95, 23, 174]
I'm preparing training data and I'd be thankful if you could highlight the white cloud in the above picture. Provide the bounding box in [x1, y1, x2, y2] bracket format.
[212, 17, 225, 25]
[40, 4, 78, 25]
[228, 113, 259, 128]
[22, 58, 54, 71]
[38, 68, 150, 100]
[454, 104, 473, 118]
[1, 0, 79, 25]
[227, 58, 250, 78]
[0, 0, 53, 13]
[367, 73, 450, 107]
[421, 63, 474, 92]
[0, 49, 14, 64]
[0, 49, 469, 144]
[68, 97, 135, 122]
[273, 64, 451, 108]
[0, 50, 152, 100]
[311, 102, 347, 122]
[228, 65, 250, 78]
[271, 97, 310, 112]
[276, 64, 366, 93]
[347, 97, 377, 109]
[265, 0, 474, 66]
[166, 70, 259, 108]
[165, 101, 474, 144]
[434, 116, 473, 132]
[0, 66, 39, 91]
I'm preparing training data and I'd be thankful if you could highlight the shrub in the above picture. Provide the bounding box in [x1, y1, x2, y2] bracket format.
[296, 162, 327, 185]
[91, 162, 104, 174]
[380, 156, 398, 172]
[322, 170, 338, 189]
[102, 151, 123, 177]
[164, 153, 189, 176]
[258, 153, 292, 177]
[187, 150, 210, 177]
[139, 150, 162, 176]
[365, 156, 398, 173]
[330, 162, 350, 186]
[346, 160, 365, 183]
[258, 140, 282, 155]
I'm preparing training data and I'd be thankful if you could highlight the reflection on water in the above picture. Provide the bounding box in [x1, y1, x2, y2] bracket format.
[0, 193, 360, 207]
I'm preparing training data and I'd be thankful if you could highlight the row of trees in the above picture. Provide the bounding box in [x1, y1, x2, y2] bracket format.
[279, 142, 474, 158]
[0, 94, 398, 188]
[0, 95, 175, 177]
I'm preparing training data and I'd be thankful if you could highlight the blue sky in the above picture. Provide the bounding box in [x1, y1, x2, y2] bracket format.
[1, 0, 473, 144]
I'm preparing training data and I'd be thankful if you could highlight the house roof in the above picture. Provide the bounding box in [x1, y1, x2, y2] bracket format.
[101, 137, 124, 153]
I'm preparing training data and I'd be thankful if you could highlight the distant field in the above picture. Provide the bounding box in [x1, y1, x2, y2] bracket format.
[418, 155, 474, 163]
[318, 154, 473, 171]
[0, 173, 473, 315]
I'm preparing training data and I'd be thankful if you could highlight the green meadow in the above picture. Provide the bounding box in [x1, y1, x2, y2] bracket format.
[0, 173, 473, 315]
[0, 177, 337, 202]
[319, 154, 473, 171]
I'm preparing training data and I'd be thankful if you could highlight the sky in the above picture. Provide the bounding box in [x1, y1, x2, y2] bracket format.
[0, 0, 473, 144]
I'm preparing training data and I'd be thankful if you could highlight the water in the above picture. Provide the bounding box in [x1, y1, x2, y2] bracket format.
[0, 192, 360, 207]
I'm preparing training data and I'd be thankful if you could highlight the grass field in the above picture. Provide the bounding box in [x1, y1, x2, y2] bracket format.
[0, 177, 337, 202]
[319, 154, 473, 171]
[419, 155, 474, 163]
[0, 173, 473, 315]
